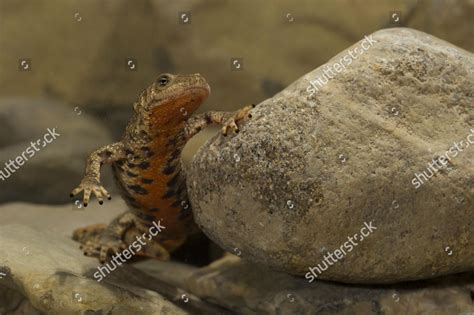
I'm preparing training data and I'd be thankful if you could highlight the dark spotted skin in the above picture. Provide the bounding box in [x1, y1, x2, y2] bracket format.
[70, 73, 254, 263]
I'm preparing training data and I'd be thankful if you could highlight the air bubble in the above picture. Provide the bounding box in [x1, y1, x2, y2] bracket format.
[287, 200, 294, 209]
[181, 294, 189, 303]
[338, 154, 347, 163]
[72, 292, 83, 303]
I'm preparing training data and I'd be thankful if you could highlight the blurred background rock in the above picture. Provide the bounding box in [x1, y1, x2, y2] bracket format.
[0, 0, 472, 205]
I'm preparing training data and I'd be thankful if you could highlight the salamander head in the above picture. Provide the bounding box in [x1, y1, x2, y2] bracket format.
[134, 73, 210, 127]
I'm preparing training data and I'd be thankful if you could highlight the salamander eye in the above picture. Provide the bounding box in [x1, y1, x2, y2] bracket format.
[158, 75, 170, 87]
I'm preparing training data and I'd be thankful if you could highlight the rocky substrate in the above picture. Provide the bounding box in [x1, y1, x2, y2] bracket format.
[0, 217, 473, 315]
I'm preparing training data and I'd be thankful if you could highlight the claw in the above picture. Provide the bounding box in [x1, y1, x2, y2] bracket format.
[83, 189, 91, 205]
[221, 105, 253, 136]
[70, 177, 111, 206]
[99, 187, 111, 201]
[70, 187, 83, 197]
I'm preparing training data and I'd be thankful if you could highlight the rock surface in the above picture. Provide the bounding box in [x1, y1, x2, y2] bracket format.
[0, 202, 229, 315]
[187, 28, 474, 283]
[175, 255, 474, 315]
[0, 203, 473, 314]
[0, 224, 188, 315]
[0, 199, 124, 238]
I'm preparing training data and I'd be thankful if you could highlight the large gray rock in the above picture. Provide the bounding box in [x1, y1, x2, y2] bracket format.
[187, 28, 474, 283]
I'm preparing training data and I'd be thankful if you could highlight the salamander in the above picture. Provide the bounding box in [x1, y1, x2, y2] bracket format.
[70, 73, 253, 263]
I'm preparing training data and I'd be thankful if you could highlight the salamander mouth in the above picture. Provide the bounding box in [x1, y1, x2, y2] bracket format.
[182, 85, 211, 99]
[148, 85, 211, 127]
[159, 85, 210, 109]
